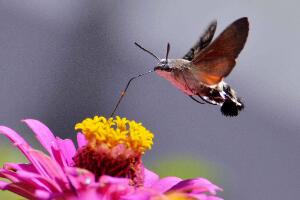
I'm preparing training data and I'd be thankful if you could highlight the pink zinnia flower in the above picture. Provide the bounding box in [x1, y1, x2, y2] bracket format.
[0, 116, 223, 199]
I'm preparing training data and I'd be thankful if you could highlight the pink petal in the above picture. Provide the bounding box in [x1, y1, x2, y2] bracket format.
[151, 176, 182, 193]
[143, 168, 159, 187]
[57, 186, 102, 200]
[99, 175, 130, 185]
[56, 137, 76, 166]
[35, 189, 51, 199]
[35, 175, 62, 193]
[189, 194, 224, 200]
[56, 176, 132, 200]
[121, 192, 153, 200]
[122, 187, 160, 200]
[0, 126, 32, 160]
[0, 168, 61, 192]
[3, 182, 47, 199]
[0, 126, 56, 177]
[51, 145, 68, 169]
[99, 176, 133, 200]
[0, 180, 9, 189]
[168, 178, 222, 195]
[65, 167, 95, 188]
[22, 150, 56, 179]
[205, 196, 224, 200]
[21, 120, 74, 168]
[77, 132, 87, 148]
[0, 169, 19, 182]
[4, 163, 37, 174]
[27, 149, 68, 188]
[5, 170, 62, 192]
[23, 119, 58, 157]
[6, 165, 62, 192]
[2, 164, 60, 192]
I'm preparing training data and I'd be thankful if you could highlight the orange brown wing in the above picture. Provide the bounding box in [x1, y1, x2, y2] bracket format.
[183, 20, 217, 61]
[192, 17, 249, 85]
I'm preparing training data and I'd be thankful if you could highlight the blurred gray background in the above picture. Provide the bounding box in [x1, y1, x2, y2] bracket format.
[0, 0, 299, 199]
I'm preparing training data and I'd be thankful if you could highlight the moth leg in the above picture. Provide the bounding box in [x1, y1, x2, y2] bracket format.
[198, 95, 218, 105]
[182, 70, 206, 105]
[189, 95, 205, 104]
[182, 70, 198, 94]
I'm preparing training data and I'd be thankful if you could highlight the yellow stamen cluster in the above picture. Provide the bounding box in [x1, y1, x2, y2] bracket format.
[75, 116, 154, 154]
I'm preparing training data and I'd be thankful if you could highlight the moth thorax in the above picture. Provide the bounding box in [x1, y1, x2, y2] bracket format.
[169, 59, 190, 68]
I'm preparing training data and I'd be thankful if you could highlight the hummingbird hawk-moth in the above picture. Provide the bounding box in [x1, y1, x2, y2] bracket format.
[111, 17, 249, 117]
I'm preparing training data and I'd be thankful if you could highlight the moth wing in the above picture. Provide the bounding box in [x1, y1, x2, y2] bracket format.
[191, 58, 235, 85]
[192, 17, 249, 85]
[183, 20, 217, 61]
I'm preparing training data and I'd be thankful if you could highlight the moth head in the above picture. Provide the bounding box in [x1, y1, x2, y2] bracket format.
[134, 42, 171, 72]
[154, 59, 172, 72]
[155, 42, 171, 71]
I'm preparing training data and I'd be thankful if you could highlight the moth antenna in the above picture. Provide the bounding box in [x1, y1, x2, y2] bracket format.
[110, 70, 154, 117]
[165, 43, 170, 62]
[134, 42, 160, 62]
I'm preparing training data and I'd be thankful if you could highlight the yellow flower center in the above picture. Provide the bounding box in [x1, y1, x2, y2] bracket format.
[75, 116, 154, 154]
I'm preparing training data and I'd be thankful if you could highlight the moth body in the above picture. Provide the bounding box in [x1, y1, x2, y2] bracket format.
[155, 59, 242, 110]
[111, 18, 248, 117]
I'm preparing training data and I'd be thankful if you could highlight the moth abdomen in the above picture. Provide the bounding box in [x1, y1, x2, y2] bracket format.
[220, 98, 243, 117]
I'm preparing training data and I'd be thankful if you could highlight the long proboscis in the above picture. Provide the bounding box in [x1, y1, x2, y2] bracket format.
[110, 70, 154, 117]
